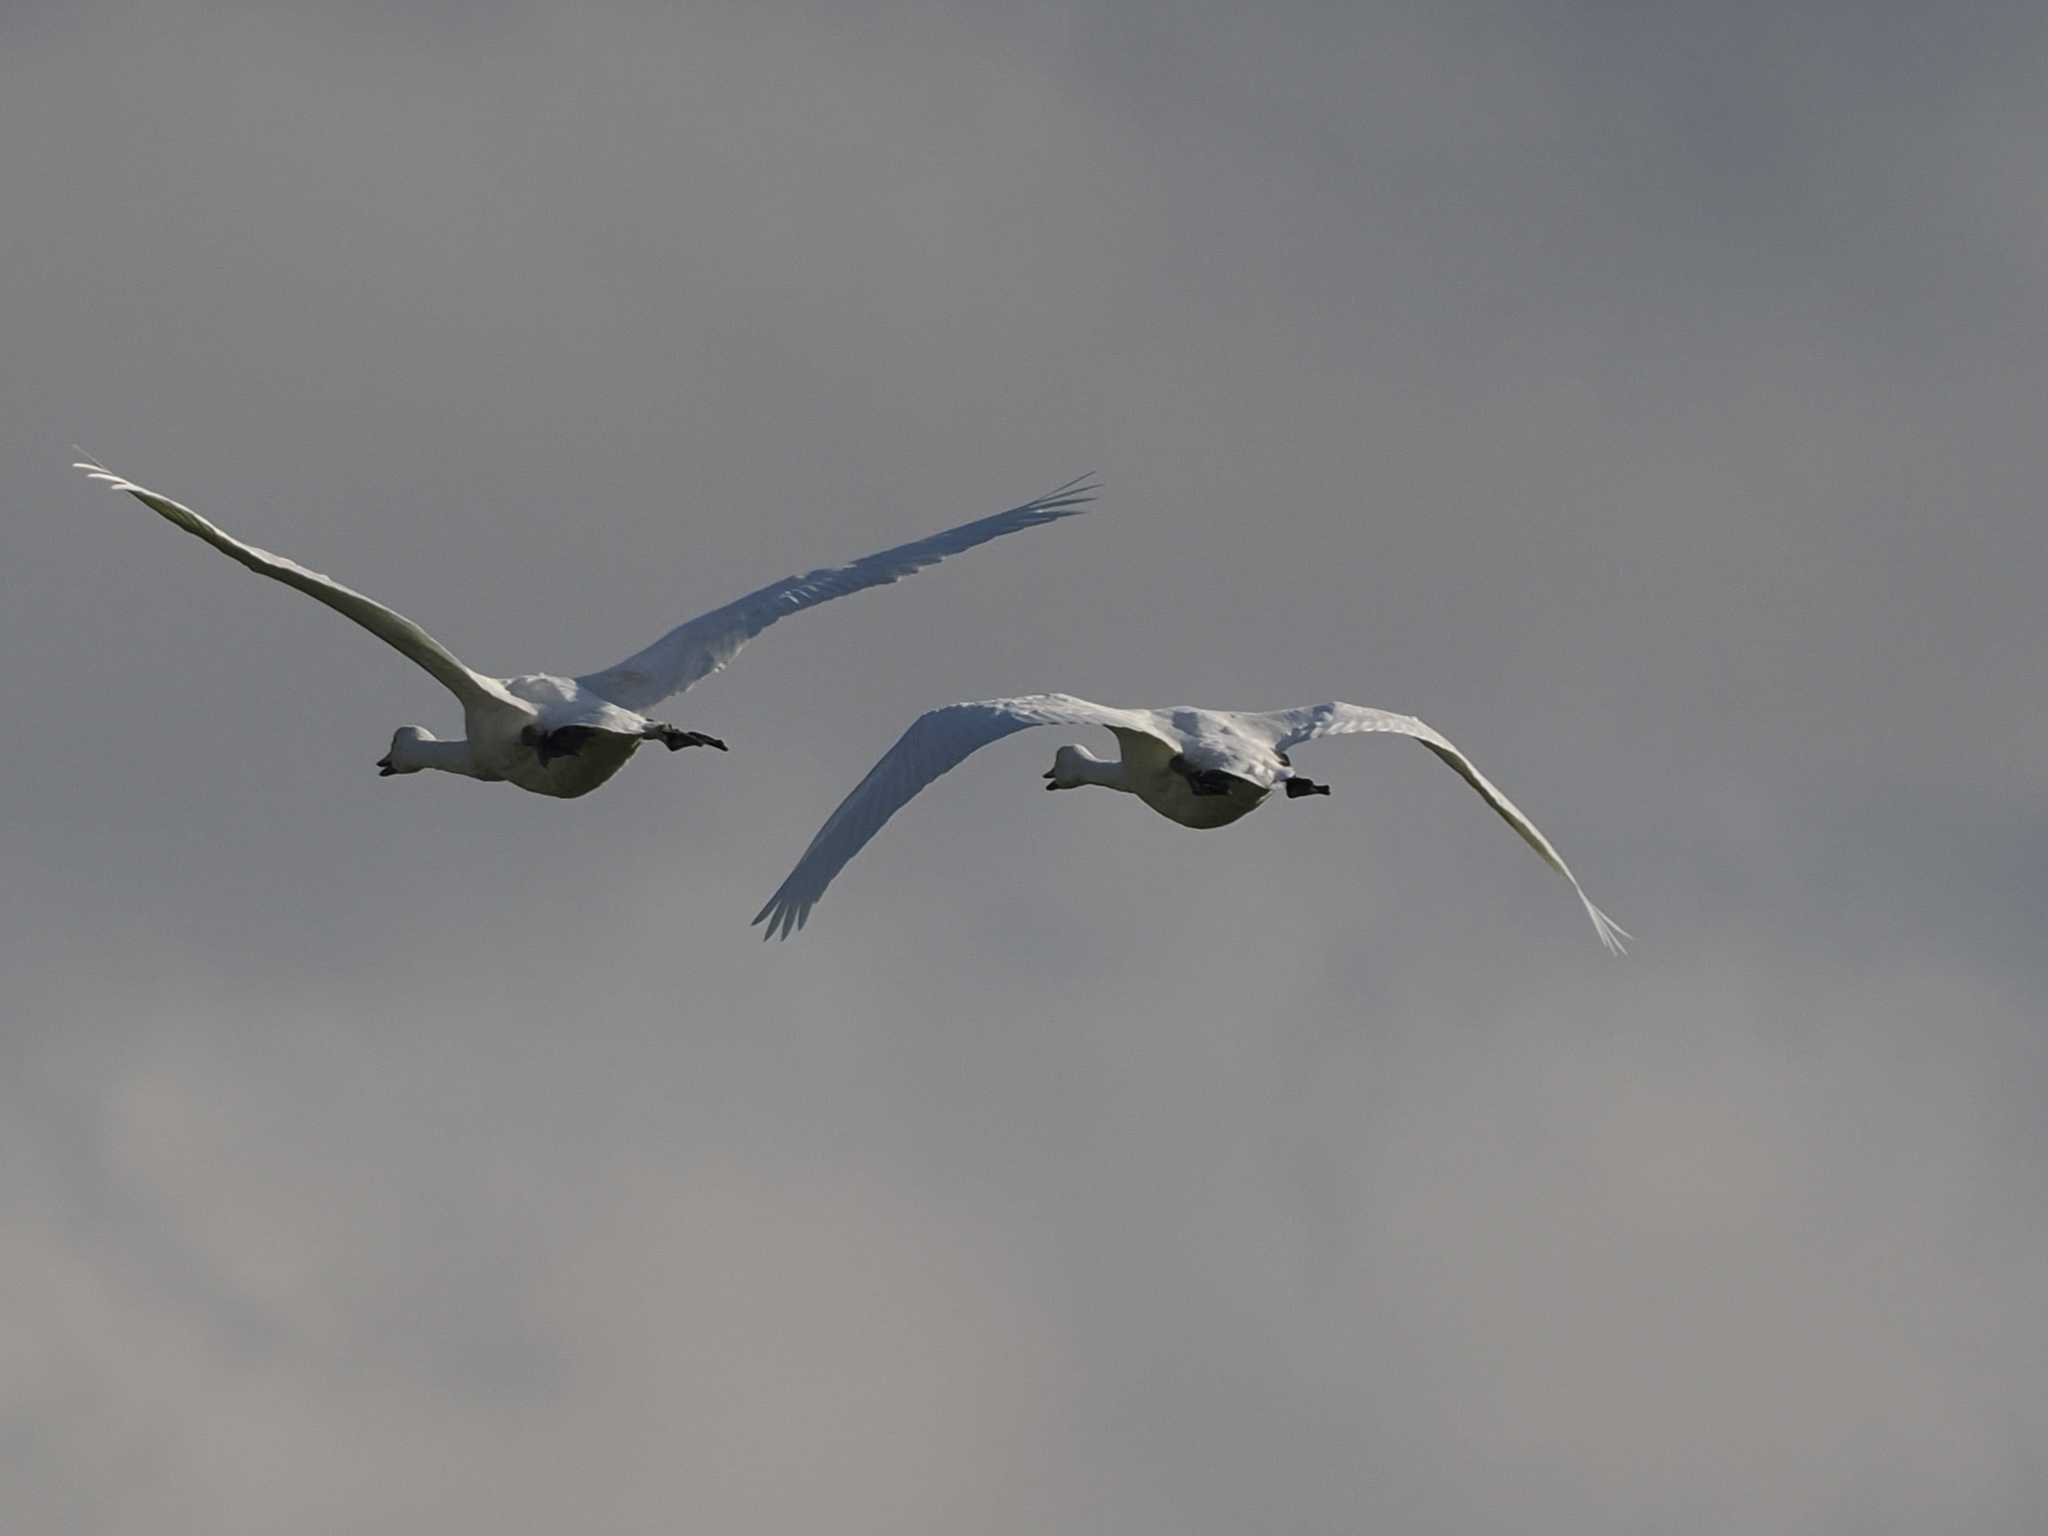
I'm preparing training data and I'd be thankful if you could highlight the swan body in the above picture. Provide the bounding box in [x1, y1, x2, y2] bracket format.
[75, 459, 1094, 799]
[755, 694, 1628, 951]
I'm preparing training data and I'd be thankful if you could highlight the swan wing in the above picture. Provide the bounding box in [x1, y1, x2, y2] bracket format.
[754, 693, 1155, 939]
[75, 458, 504, 712]
[578, 477, 1096, 711]
[1243, 703, 1630, 954]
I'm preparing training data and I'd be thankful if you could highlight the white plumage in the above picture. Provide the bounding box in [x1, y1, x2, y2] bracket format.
[74, 457, 1094, 799]
[755, 694, 1628, 952]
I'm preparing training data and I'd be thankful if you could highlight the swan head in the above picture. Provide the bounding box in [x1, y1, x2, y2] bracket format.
[377, 725, 438, 777]
[1043, 742, 1111, 790]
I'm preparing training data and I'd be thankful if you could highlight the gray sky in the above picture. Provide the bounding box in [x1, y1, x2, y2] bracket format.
[5, 2, 2046, 1531]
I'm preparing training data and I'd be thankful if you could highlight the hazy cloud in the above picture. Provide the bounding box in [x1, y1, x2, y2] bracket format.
[5, 2, 2045, 1531]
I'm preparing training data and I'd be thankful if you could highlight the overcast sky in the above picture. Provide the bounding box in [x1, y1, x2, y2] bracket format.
[4, 2, 2046, 1531]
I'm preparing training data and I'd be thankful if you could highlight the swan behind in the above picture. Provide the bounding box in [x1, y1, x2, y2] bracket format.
[758, 693, 1628, 951]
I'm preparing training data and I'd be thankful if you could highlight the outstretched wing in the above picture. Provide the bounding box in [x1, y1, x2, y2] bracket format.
[75, 458, 505, 712]
[754, 693, 1158, 939]
[578, 477, 1097, 712]
[1243, 703, 1631, 954]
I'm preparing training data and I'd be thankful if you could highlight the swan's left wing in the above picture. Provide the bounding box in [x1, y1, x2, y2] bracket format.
[1243, 703, 1631, 954]
[74, 458, 508, 713]
[754, 693, 1155, 939]
[578, 477, 1097, 712]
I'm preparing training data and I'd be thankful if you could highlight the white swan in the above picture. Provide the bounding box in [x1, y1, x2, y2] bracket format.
[74, 458, 1095, 799]
[755, 694, 1629, 951]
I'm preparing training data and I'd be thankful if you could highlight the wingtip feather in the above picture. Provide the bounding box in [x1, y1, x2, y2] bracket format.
[73, 456, 136, 494]
[1028, 473, 1100, 516]
[752, 895, 812, 941]
[1583, 899, 1632, 957]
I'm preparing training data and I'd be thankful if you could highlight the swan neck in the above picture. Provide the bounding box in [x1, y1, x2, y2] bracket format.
[1072, 747, 1130, 790]
[1089, 759, 1131, 790]
[407, 737, 484, 778]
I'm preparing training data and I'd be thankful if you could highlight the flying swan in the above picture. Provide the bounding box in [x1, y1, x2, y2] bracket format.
[755, 694, 1629, 951]
[74, 458, 1094, 798]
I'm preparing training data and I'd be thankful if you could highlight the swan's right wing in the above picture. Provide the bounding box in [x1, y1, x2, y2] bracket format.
[75, 459, 505, 712]
[754, 694, 1154, 939]
[1243, 702, 1630, 954]
[578, 477, 1097, 712]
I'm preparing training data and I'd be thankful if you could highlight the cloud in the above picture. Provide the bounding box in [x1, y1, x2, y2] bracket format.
[5, 2, 2046, 1531]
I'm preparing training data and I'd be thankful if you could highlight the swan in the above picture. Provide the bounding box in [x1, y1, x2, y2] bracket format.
[754, 694, 1629, 951]
[73, 458, 1094, 799]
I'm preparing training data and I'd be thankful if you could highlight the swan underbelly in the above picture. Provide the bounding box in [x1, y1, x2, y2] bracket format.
[492, 730, 644, 798]
[1134, 770, 1268, 830]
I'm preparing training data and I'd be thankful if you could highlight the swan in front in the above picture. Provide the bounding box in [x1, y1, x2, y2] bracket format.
[74, 458, 1094, 799]
[754, 694, 1629, 951]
